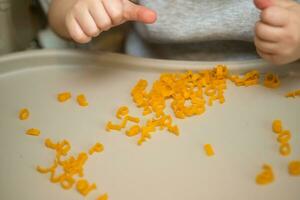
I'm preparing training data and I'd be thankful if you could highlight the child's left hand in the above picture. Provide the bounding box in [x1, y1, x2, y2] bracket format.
[254, 0, 300, 65]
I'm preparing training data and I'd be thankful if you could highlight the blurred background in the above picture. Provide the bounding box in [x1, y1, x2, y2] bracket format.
[0, 0, 128, 56]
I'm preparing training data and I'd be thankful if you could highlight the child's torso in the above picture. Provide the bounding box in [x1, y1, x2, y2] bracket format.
[136, 0, 260, 43]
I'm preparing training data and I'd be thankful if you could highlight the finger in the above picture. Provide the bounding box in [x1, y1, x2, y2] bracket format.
[256, 48, 274, 60]
[89, 1, 112, 31]
[254, 0, 273, 10]
[255, 21, 284, 42]
[102, 0, 124, 25]
[256, 48, 279, 64]
[254, 0, 294, 10]
[74, 6, 100, 37]
[257, 48, 291, 65]
[65, 13, 91, 43]
[260, 6, 289, 27]
[254, 36, 280, 54]
[123, 0, 157, 23]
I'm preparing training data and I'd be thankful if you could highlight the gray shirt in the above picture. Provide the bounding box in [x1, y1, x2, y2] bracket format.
[126, 0, 261, 60]
[137, 0, 258, 43]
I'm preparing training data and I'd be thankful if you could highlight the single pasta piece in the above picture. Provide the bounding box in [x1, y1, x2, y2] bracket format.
[142, 107, 152, 115]
[50, 172, 62, 184]
[244, 79, 258, 86]
[277, 130, 291, 144]
[76, 179, 97, 196]
[205, 86, 216, 96]
[279, 143, 291, 156]
[218, 95, 225, 104]
[106, 121, 122, 131]
[174, 110, 185, 119]
[168, 125, 179, 136]
[162, 115, 172, 127]
[272, 120, 282, 134]
[125, 115, 140, 123]
[57, 92, 72, 102]
[120, 116, 140, 128]
[89, 143, 104, 155]
[285, 89, 300, 98]
[19, 108, 30, 120]
[126, 125, 140, 137]
[50, 168, 64, 183]
[60, 175, 75, 190]
[204, 144, 215, 156]
[76, 179, 89, 192]
[77, 94, 89, 107]
[116, 106, 129, 119]
[36, 161, 57, 174]
[26, 128, 40, 136]
[120, 118, 128, 128]
[44, 138, 58, 150]
[137, 137, 146, 146]
[264, 73, 280, 89]
[36, 166, 53, 174]
[285, 92, 296, 98]
[57, 140, 71, 156]
[256, 164, 275, 185]
[288, 161, 300, 176]
[97, 193, 109, 200]
[215, 65, 228, 79]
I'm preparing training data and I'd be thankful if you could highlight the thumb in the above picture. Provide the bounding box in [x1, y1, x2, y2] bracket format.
[254, 0, 293, 10]
[123, 0, 157, 24]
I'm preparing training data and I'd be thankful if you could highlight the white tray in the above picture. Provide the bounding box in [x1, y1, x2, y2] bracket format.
[0, 49, 299, 200]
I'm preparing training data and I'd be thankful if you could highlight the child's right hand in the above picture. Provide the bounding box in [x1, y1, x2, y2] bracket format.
[65, 0, 157, 43]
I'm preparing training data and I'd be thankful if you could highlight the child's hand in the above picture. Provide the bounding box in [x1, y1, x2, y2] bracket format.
[254, 0, 300, 65]
[65, 0, 156, 43]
